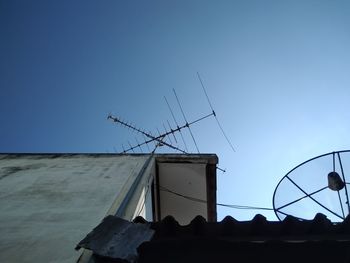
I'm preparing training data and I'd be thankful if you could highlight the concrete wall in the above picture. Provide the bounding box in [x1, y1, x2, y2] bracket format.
[155, 154, 218, 225]
[0, 154, 148, 263]
[158, 162, 208, 225]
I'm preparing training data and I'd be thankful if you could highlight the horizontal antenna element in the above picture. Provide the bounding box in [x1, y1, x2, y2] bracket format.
[107, 115, 187, 154]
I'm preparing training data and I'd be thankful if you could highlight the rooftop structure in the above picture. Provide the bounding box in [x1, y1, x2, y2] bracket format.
[0, 153, 217, 263]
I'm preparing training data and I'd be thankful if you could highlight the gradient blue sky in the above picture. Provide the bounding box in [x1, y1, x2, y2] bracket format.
[1, 0, 350, 220]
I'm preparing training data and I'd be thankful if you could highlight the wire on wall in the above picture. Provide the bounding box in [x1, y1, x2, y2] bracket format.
[154, 185, 274, 211]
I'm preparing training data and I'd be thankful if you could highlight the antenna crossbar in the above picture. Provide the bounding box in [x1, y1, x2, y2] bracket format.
[108, 115, 187, 153]
[108, 112, 214, 154]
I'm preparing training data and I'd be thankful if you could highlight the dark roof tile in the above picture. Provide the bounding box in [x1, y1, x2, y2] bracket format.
[149, 214, 350, 241]
[76, 216, 154, 262]
[77, 213, 350, 263]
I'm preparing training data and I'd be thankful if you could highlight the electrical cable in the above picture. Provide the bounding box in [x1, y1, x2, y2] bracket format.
[135, 183, 274, 219]
[158, 185, 274, 211]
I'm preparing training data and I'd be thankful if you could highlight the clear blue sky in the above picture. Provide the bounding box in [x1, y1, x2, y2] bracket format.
[1, 0, 350, 220]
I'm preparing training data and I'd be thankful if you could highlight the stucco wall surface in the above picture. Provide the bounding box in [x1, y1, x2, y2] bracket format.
[0, 154, 148, 263]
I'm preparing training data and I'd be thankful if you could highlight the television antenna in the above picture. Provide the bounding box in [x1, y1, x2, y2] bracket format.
[108, 83, 219, 151]
[107, 110, 214, 154]
[273, 150, 350, 222]
[108, 74, 236, 173]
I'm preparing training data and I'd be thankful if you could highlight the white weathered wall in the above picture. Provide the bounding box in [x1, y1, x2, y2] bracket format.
[131, 158, 155, 221]
[158, 162, 208, 225]
[0, 154, 148, 263]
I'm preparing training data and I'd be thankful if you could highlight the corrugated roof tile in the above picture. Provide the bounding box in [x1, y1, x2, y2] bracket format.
[78, 213, 350, 263]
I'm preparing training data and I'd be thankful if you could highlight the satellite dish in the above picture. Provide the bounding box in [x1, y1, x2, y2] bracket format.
[273, 150, 350, 222]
